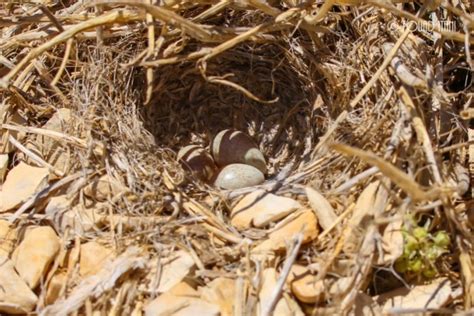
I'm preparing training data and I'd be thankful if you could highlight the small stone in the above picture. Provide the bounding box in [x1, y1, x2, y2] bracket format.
[289, 265, 351, 304]
[169, 281, 200, 298]
[231, 190, 301, 230]
[0, 162, 49, 212]
[0, 256, 38, 314]
[41, 108, 72, 133]
[12, 226, 60, 289]
[213, 164, 264, 190]
[253, 209, 318, 254]
[0, 154, 8, 183]
[79, 241, 114, 277]
[53, 203, 107, 235]
[148, 250, 196, 293]
[145, 293, 220, 316]
[45, 271, 67, 305]
[305, 187, 338, 231]
[35, 108, 73, 178]
[0, 110, 27, 154]
[259, 268, 293, 315]
[377, 278, 452, 313]
[200, 278, 235, 316]
[84, 174, 127, 202]
[0, 220, 16, 257]
[45, 195, 71, 217]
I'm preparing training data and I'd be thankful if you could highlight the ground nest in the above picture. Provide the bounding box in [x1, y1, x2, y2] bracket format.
[0, 0, 473, 315]
[143, 42, 322, 178]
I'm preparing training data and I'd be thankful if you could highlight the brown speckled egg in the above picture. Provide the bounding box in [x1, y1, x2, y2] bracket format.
[177, 145, 216, 181]
[211, 129, 266, 174]
[213, 163, 264, 190]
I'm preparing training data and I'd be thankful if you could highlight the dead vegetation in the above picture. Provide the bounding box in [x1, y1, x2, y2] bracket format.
[0, 0, 473, 315]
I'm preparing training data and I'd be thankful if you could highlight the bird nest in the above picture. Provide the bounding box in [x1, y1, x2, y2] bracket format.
[0, 0, 473, 315]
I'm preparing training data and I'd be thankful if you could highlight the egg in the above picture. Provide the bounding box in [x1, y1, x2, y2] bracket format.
[177, 145, 216, 181]
[213, 163, 265, 190]
[211, 129, 267, 174]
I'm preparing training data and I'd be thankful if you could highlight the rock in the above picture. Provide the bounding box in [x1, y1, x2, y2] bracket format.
[352, 292, 381, 316]
[169, 281, 200, 298]
[45, 195, 72, 217]
[377, 278, 453, 314]
[148, 250, 196, 293]
[305, 187, 338, 230]
[35, 108, 73, 178]
[200, 278, 235, 316]
[0, 162, 49, 212]
[0, 256, 38, 314]
[0, 154, 8, 183]
[214, 164, 264, 190]
[12, 226, 60, 289]
[40, 108, 72, 134]
[52, 203, 106, 235]
[84, 174, 127, 202]
[0, 220, 16, 257]
[289, 266, 325, 304]
[253, 209, 318, 254]
[145, 293, 220, 316]
[231, 190, 301, 230]
[0, 110, 26, 154]
[258, 268, 294, 316]
[45, 271, 67, 305]
[289, 265, 351, 304]
[79, 241, 114, 277]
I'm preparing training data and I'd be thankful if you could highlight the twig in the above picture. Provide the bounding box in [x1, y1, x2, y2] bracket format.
[261, 233, 303, 316]
[0, 10, 140, 88]
[52, 38, 74, 86]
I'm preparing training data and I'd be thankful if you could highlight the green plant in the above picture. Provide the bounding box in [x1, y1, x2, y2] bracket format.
[394, 223, 450, 279]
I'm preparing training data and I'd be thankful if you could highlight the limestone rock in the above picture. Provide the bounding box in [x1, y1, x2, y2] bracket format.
[169, 281, 200, 298]
[289, 265, 351, 304]
[84, 174, 127, 202]
[0, 110, 26, 154]
[0, 154, 8, 183]
[253, 209, 318, 254]
[45, 195, 71, 217]
[231, 190, 301, 230]
[0, 256, 38, 314]
[305, 187, 338, 230]
[0, 220, 16, 257]
[79, 241, 114, 277]
[377, 278, 453, 314]
[157, 250, 195, 292]
[45, 271, 67, 305]
[200, 278, 235, 316]
[12, 226, 60, 288]
[0, 162, 49, 212]
[258, 268, 296, 316]
[35, 108, 73, 178]
[145, 293, 220, 316]
[52, 203, 107, 235]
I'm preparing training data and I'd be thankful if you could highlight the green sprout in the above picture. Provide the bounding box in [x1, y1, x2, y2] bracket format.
[394, 223, 450, 279]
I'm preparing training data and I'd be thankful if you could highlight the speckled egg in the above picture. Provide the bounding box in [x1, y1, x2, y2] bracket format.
[177, 145, 216, 181]
[213, 163, 265, 190]
[211, 129, 267, 174]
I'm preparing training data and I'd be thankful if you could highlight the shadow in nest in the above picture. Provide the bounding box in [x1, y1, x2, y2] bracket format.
[140, 42, 328, 177]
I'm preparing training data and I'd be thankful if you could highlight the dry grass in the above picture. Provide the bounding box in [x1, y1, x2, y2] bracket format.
[0, 0, 473, 314]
